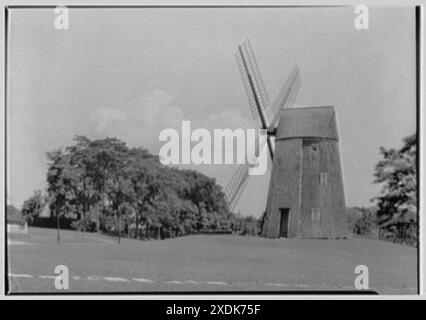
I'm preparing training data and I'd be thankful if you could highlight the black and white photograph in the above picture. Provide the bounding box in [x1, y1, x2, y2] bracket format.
[3, 3, 419, 296]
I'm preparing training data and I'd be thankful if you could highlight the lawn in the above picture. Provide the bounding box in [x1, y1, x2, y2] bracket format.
[7, 227, 418, 295]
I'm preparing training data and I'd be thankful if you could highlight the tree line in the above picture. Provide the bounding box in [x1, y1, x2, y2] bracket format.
[20, 136, 259, 243]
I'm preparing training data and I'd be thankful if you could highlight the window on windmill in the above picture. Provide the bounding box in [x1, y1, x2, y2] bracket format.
[320, 172, 328, 184]
[311, 144, 319, 152]
[311, 208, 320, 221]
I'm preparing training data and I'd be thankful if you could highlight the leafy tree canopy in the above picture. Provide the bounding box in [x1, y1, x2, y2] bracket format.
[46, 135, 234, 241]
[373, 133, 417, 245]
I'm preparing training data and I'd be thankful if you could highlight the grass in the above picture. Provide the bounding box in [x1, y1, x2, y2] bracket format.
[7, 227, 418, 294]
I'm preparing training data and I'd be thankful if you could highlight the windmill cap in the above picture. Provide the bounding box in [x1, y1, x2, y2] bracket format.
[275, 106, 339, 141]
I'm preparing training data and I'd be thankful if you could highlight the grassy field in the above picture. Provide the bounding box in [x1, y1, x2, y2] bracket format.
[7, 227, 418, 295]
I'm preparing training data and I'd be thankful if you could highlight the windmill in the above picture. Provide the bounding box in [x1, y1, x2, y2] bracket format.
[224, 39, 347, 239]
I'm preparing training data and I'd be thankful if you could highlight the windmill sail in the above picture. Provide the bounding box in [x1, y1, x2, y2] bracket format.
[237, 41, 274, 158]
[269, 66, 301, 129]
[236, 50, 261, 120]
[243, 39, 270, 110]
[225, 134, 267, 211]
[236, 44, 269, 128]
[224, 164, 250, 212]
[285, 73, 301, 107]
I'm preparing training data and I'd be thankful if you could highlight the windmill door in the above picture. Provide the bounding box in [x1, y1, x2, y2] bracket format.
[279, 208, 290, 238]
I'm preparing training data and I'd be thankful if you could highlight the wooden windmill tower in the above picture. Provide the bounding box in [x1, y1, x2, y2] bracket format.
[225, 39, 348, 239]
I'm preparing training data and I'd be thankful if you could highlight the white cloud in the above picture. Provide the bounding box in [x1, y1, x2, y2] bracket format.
[90, 89, 184, 152]
[90, 89, 256, 156]
[93, 108, 127, 134]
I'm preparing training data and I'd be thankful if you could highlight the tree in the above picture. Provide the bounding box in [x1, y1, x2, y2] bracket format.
[180, 169, 231, 231]
[21, 190, 45, 230]
[125, 153, 163, 239]
[47, 137, 131, 236]
[64, 136, 100, 232]
[346, 207, 377, 236]
[373, 133, 417, 245]
[106, 171, 135, 243]
[46, 148, 78, 244]
[239, 216, 260, 235]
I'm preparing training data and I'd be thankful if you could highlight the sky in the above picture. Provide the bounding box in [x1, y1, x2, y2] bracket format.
[7, 7, 416, 217]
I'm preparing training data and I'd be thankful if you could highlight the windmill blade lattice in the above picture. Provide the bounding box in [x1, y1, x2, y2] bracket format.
[224, 135, 267, 212]
[237, 41, 275, 158]
[269, 66, 301, 128]
[224, 164, 250, 212]
[236, 41, 270, 121]
[243, 39, 270, 109]
[285, 72, 301, 108]
[236, 50, 261, 120]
